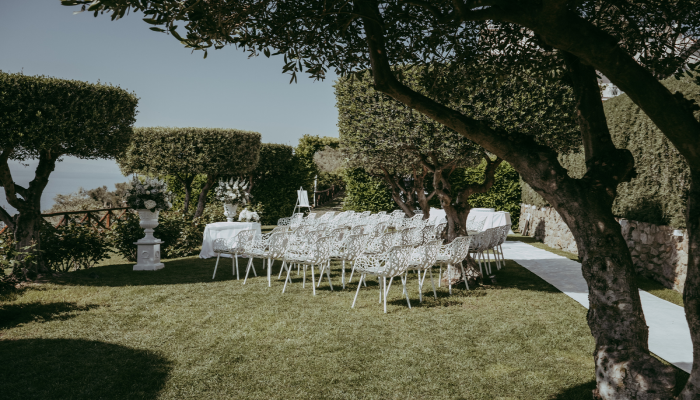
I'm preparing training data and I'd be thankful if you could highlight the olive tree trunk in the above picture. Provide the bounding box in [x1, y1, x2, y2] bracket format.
[680, 169, 700, 399]
[359, 6, 676, 396]
[0, 149, 59, 279]
[193, 174, 216, 218]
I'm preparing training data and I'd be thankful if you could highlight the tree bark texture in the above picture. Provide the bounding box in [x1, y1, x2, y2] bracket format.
[422, 154, 501, 242]
[179, 175, 194, 215]
[681, 169, 700, 399]
[0, 149, 59, 278]
[193, 174, 216, 218]
[358, 4, 676, 397]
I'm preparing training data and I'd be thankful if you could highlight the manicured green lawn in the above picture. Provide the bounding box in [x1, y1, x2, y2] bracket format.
[0, 252, 602, 399]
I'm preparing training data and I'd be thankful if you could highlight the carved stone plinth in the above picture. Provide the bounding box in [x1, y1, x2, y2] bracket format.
[133, 240, 165, 271]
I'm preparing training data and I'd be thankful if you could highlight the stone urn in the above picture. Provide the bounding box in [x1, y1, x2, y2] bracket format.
[133, 209, 164, 271]
[223, 203, 238, 222]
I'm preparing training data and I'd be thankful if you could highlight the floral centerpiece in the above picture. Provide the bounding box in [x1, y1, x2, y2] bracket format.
[125, 175, 173, 243]
[238, 208, 260, 223]
[126, 175, 173, 212]
[214, 178, 250, 222]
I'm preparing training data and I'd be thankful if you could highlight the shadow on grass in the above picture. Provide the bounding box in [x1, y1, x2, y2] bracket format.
[51, 256, 272, 288]
[0, 339, 172, 400]
[548, 380, 596, 400]
[0, 301, 100, 330]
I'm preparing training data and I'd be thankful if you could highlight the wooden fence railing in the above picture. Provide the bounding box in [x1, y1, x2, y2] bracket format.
[0, 207, 131, 235]
[314, 185, 339, 208]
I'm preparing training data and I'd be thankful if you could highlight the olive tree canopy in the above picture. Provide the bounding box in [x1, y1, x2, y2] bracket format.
[62, 0, 700, 396]
[118, 127, 261, 217]
[0, 71, 138, 278]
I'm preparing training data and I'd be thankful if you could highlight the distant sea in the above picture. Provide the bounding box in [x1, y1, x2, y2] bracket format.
[0, 157, 128, 215]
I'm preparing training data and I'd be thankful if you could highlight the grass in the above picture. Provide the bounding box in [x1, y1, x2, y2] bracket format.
[0, 253, 604, 399]
[507, 233, 684, 307]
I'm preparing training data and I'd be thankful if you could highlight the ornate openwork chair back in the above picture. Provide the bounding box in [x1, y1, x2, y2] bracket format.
[308, 235, 333, 265]
[467, 217, 487, 233]
[364, 232, 398, 254]
[213, 237, 230, 255]
[401, 227, 423, 247]
[233, 230, 257, 254]
[344, 234, 369, 261]
[420, 225, 436, 245]
[448, 236, 473, 264]
[267, 232, 290, 260]
[368, 222, 388, 237]
[349, 224, 365, 236]
[384, 245, 414, 278]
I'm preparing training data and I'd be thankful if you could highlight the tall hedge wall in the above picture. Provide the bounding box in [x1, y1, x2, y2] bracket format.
[342, 168, 396, 213]
[521, 74, 700, 228]
[249, 143, 307, 224]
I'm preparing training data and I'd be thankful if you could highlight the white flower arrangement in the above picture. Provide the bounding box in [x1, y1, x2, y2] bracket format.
[238, 208, 260, 222]
[126, 175, 173, 212]
[215, 178, 250, 207]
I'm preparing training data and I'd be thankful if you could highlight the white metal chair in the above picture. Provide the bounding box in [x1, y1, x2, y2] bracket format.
[325, 233, 369, 289]
[244, 231, 289, 286]
[400, 226, 423, 247]
[467, 217, 486, 234]
[406, 240, 441, 302]
[212, 229, 256, 280]
[278, 213, 303, 228]
[282, 235, 334, 295]
[352, 245, 414, 313]
[435, 236, 473, 295]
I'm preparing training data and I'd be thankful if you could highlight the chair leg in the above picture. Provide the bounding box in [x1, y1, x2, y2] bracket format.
[383, 277, 387, 313]
[326, 263, 334, 291]
[401, 275, 411, 309]
[486, 251, 492, 275]
[349, 261, 356, 285]
[303, 265, 306, 288]
[243, 258, 254, 284]
[278, 261, 286, 279]
[416, 270, 423, 303]
[448, 263, 452, 295]
[213, 254, 221, 279]
[311, 265, 317, 296]
[475, 253, 483, 276]
[341, 260, 346, 289]
[438, 266, 442, 287]
[267, 258, 272, 287]
[459, 261, 469, 290]
[235, 254, 240, 280]
[252, 258, 258, 277]
[282, 262, 293, 293]
[352, 274, 364, 308]
[429, 268, 437, 299]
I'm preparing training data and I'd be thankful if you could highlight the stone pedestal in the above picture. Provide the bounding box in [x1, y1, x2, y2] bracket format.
[133, 240, 165, 271]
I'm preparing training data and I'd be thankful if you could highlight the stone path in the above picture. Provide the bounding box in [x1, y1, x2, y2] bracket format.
[501, 240, 693, 374]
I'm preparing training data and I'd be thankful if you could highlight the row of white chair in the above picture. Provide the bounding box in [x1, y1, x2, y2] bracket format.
[213, 211, 511, 313]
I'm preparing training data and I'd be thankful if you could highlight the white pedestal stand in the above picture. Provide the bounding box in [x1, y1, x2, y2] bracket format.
[133, 239, 165, 271]
[133, 209, 165, 271]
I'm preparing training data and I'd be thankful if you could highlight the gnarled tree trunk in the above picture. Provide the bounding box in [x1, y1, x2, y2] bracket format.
[358, 6, 676, 396]
[193, 174, 216, 218]
[681, 169, 700, 399]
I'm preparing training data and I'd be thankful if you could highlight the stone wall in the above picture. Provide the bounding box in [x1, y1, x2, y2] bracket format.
[518, 204, 687, 293]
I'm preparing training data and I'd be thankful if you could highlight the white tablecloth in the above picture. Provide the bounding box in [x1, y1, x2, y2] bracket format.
[199, 222, 261, 259]
[427, 207, 511, 229]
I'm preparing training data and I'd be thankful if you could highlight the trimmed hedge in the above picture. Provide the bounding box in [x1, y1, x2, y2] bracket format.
[342, 169, 396, 213]
[521, 73, 700, 228]
[457, 161, 522, 229]
[249, 143, 307, 224]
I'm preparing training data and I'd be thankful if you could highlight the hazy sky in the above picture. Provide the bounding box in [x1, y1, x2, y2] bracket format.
[0, 0, 338, 212]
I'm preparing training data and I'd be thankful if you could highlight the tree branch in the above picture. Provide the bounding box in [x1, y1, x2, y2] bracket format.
[0, 204, 15, 231]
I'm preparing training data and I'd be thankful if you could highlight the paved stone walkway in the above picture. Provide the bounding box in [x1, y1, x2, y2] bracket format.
[501, 240, 692, 373]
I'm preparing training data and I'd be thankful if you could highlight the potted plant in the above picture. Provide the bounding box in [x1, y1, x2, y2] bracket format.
[214, 178, 250, 222]
[125, 175, 173, 242]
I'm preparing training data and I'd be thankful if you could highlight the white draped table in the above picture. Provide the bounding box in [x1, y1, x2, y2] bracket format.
[427, 207, 511, 230]
[199, 222, 261, 259]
